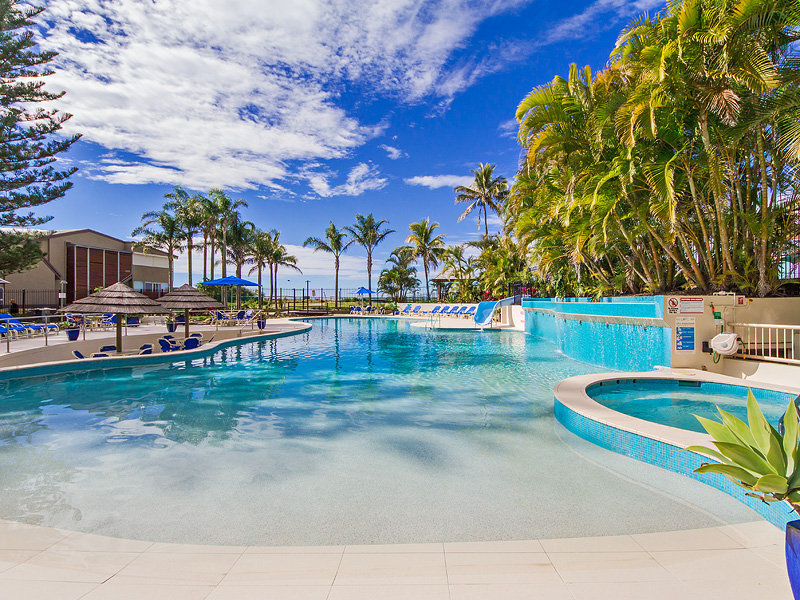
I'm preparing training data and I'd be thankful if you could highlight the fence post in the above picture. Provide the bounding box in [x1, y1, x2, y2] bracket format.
[21, 289, 26, 314]
[293, 288, 296, 311]
[44, 314, 48, 346]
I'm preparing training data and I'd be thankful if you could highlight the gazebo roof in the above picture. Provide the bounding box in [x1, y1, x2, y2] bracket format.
[59, 282, 170, 315]
[157, 284, 224, 310]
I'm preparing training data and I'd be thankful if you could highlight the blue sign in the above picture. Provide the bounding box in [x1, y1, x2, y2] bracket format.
[675, 317, 695, 352]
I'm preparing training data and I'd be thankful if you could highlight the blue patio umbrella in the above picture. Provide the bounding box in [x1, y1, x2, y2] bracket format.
[355, 286, 375, 295]
[203, 276, 260, 287]
[203, 276, 261, 308]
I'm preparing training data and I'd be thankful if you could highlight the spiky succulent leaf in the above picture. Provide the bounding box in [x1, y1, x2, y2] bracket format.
[694, 463, 758, 486]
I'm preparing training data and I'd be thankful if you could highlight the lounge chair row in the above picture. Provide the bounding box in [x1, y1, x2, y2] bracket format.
[71, 333, 210, 359]
[211, 310, 261, 326]
[0, 313, 58, 338]
[397, 305, 476, 318]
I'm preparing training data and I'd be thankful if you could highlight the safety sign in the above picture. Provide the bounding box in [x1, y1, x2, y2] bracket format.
[675, 317, 696, 353]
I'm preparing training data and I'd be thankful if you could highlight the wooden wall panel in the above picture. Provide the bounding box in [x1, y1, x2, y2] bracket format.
[75, 247, 88, 300]
[66, 245, 75, 302]
[104, 250, 118, 285]
[119, 252, 132, 282]
[89, 248, 104, 291]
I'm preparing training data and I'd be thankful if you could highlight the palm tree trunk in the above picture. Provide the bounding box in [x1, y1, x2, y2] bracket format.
[203, 232, 208, 281]
[334, 255, 339, 308]
[168, 245, 174, 291]
[210, 228, 216, 280]
[483, 205, 489, 237]
[268, 263, 274, 309]
[187, 234, 193, 286]
[257, 266, 263, 309]
[221, 228, 227, 278]
[424, 259, 429, 301]
[367, 250, 372, 303]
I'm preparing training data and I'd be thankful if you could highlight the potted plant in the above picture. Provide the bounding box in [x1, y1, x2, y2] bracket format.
[687, 390, 800, 598]
[59, 320, 81, 341]
[166, 317, 177, 333]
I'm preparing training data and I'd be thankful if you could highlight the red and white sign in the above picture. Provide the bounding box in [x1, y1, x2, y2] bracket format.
[680, 297, 704, 314]
[667, 297, 679, 315]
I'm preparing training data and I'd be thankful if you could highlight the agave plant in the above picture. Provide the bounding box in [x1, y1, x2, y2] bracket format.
[687, 390, 800, 515]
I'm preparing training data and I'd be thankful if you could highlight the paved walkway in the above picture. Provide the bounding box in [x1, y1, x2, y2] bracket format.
[0, 519, 789, 599]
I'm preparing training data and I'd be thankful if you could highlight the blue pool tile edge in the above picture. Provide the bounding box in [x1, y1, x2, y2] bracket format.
[554, 396, 796, 530]
[0, 324, 311, 382]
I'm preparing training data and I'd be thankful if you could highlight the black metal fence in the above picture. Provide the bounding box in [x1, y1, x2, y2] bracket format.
[0, 289, 61, 311]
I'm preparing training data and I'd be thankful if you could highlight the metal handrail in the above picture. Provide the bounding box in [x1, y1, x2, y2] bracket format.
[729, 322, 800, 365]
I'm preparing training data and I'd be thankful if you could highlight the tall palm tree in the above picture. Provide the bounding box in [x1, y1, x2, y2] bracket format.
[196, 193, 218, 281]
[378, 246, 418, 303]
[271, 238, 302, 308]
[132, 208, 184, 291]
[346, 213, 394, 298]
[208, 188, 247, 279]
[247, 229, 277, 309]
[224, 214, 255, 308]
[303, 222, 351, 308]
[405, 217, 445, 300]
[165, 187, 204, 286]
[454, 164, 509, 238]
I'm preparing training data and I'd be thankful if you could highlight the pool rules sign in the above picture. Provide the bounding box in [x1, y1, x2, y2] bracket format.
[675, 317, 696, 353]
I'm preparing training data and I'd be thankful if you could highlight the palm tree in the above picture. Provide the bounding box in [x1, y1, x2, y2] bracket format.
[208, 188, 247, 279]
[132, 208, 184, 291]
[406, 218, 445, 300]
[271, 238, 302, 308]
[454, 164, 508, 237]
[224, 214, 255, 307]
[346, 213, 394, 298]
[196, 193, 219, 281]
[247, 229, 277, 309]
[378, 246, 418, 303]
[165, 187, 204, 286]
[303, 222, 351, 308]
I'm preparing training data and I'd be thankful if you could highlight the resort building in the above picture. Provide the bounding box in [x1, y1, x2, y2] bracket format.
[3, 229, 171, 307]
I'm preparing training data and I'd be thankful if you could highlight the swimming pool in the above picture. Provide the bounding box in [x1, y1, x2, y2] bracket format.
[588, 378, 795, 433]
[0, 318, 759, 544]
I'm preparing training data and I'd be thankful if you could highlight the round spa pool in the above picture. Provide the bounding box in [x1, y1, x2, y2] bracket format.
[587, 377, 795, 433]
[0, 318, 759, 544]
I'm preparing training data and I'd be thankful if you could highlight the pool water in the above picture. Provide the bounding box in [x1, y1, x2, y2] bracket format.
[0, 318, 759, 544]
[588, 379, 795, 433]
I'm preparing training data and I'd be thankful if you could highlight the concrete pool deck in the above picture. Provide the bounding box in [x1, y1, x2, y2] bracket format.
[0, 519, 790, 599]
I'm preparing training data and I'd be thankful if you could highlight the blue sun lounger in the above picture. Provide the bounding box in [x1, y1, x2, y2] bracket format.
[462, 306, 476, 318]
[411, 306, 422, 315]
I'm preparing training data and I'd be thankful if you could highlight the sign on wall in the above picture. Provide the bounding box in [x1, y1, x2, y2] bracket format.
[667, 297, 679, 315]
[679, 297, 704, 314]
[675, 317, 696, 353]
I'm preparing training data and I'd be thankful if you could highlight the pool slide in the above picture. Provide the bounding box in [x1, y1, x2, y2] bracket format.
[473, 296, 515, 327]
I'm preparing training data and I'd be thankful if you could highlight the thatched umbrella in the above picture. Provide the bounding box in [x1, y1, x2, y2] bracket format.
[156, 284, 223, 338]
[59, 282, 169, 354]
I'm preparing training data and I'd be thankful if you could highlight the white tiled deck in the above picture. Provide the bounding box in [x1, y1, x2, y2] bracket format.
[0, 520, 790, 599]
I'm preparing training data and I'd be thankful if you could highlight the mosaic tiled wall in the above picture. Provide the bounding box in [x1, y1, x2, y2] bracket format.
[554, 398, 794, 530]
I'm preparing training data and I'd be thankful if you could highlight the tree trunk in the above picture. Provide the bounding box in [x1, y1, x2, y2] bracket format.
[367, 249, 372, 303]
[187, 233, 193, 286]
[168, 245, 174, 291]
[756, 129, 770, 297]
[334, 255, 339, 308]
[221, 228, 227, 278]
[202, 231, 208, 281]
[268, 263, 274, 309]
[424, 259, 429, 301]
[257, 266, 263, 309]
[210, 229, 216, 280]
[483, 205, 489, 237]
[699, 113, 735, 275]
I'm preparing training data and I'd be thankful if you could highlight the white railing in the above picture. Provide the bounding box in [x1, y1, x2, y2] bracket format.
[730, 322, 800, 365]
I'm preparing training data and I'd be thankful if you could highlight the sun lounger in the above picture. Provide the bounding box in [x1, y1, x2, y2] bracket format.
[399, 305, 412, 314]
[158, 338, 178, 352]
[462, 306, 476, 318]
[0, 313, 38, 336]
[138, 347, 152, 355]
[99, 345, 116, 353]
[72, 350, 85, 359]
[411, 306, 422, 315]
[429, 306, 442, 314]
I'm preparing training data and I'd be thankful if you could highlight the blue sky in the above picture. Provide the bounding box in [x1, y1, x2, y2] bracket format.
[35, 0, 662, 290]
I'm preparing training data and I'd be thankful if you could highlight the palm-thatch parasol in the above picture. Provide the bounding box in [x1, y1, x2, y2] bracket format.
[156, 284, 223, 338]
[59, 282, 170, 353]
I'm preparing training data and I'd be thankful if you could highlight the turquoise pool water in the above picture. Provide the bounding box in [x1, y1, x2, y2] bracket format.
[588, 379, 795, 433]
[0, 318, 758, 544]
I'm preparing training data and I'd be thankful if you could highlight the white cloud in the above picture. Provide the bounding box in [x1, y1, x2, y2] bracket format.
[498, 118, 519, 139]
[536, 0, 664, 47]
[379, 144, 405, 160]
[405, 174, 474, 189]
[36, 0, 532, 190]
[305, 163, 387, 198]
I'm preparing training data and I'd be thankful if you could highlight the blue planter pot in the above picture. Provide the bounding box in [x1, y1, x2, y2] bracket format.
[65, 328, 80, 341]
[786, 520, 800, 599]
[166, 322, 177, 333]
[257, 320, 266, 330]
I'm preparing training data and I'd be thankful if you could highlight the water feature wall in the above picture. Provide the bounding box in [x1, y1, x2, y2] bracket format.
[523, 297, 671, 372]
